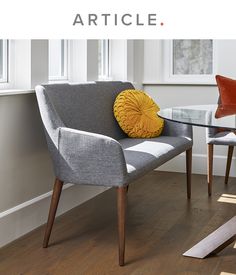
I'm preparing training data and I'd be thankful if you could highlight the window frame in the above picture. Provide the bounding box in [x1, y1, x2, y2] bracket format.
[98, 39, 111, 80]
[0, 40, 9, 84]
[48, 39, 69, 82]
[163, 39, 218, 85]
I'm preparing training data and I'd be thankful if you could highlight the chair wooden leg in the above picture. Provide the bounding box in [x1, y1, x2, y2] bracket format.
[43, 178, 63, 248]
[186, 148, 192, 199]
[207, 144, 214, 196]
[117, 186, 127, 266]
[225, 146, 234, 185]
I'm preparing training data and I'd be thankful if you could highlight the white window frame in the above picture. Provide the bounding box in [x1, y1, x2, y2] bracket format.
[0, 40, 9, 83]
[163, 39, 218, 85]
[49, 39, 68, 82]
[0, 39, 133, 93]
[99, 39, 111, 80]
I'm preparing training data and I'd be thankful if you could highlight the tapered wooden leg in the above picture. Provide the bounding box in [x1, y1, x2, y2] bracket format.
[207, 144, 214, 196]
[117, 186, 126, 266]
[186, 148, 192, 199]
[43, 178, 63, 248]
[225, 146, 234, 185]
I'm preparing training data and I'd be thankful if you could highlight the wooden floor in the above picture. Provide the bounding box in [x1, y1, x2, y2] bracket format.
[1, 171, 236, 275]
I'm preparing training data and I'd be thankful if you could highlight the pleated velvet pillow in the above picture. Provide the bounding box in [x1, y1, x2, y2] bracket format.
[113, 89, 164, 138]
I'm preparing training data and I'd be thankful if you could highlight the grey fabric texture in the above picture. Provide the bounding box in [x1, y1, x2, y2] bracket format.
[35, 85, 66, 176]
[35, 82, 193, 187]
[161, 119, 193, 140]
[41, 81, 134, 140]
[58, 127, 127, 186]
[206, 127, 218, 140]
[120, 136, 192, 184]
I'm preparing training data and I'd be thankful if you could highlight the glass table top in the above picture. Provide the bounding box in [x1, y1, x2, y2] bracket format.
[158, 104, 236, 130]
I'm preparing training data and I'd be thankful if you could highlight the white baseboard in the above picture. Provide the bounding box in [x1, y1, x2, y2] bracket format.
[158, 153, 236, 177]
[0, 184, 107, 248]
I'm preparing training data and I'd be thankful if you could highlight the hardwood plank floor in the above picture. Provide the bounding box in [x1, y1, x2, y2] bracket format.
[0, 171, 236, 275]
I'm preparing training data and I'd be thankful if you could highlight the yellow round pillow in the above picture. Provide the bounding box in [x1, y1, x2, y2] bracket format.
[113, 89, 164, 138]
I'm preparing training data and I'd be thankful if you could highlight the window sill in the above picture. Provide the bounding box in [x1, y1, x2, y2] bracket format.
[0, 89, 35, 96]
[48, 80, 69, 84]
[143, 81, 217, 86]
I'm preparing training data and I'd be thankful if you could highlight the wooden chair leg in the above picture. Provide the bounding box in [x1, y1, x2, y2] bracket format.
[43, 178, 63, 248]
[117, 186, 127, 266]
[186, 148, 192, 199]
[207, 144, 214, 196]
[225, 146, 234, 185]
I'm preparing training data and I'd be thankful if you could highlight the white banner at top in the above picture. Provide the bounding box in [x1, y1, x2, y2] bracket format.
[0, 0, 234, 38]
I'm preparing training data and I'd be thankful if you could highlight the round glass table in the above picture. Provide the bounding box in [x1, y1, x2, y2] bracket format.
[158, 104, 236, 259]
[158, 104, 236, 131]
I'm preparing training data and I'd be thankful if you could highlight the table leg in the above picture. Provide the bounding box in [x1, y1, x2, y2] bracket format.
[183, 216, 236, 258]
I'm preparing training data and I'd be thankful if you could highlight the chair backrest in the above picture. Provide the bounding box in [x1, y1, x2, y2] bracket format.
[36, 81, 134, 140]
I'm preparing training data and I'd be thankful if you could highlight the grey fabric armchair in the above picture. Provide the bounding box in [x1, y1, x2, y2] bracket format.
[35, 81, 193, 266]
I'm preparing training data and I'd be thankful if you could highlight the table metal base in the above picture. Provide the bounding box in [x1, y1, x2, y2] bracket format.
[183, 216, 236, 258]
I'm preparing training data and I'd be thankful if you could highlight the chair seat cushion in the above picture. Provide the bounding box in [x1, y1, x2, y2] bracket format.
[208, 131, 236, 146]
[119, 136, 192, 183]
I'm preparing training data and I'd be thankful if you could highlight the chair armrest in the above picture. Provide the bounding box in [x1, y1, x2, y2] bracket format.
[57, 127, 127, 186]
[162, 119, 193, 140]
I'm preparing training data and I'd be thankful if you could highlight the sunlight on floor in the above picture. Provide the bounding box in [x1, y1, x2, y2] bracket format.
[218, 194, 236, 204]
[220, 272, 236, 275]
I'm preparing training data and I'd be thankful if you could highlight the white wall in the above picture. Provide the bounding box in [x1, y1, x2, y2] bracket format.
[143, 40, 236, 177]
[0, 92, 107, 247]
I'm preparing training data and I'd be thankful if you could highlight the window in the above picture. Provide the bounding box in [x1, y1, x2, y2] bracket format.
[0, 40, 8, 83]
[98, 40, 110, 80]
[49, 40, 68, 81]
[164, 39, 217, 84]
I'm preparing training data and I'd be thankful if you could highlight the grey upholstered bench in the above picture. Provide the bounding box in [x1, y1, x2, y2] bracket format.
[35, 81, 193, 266]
